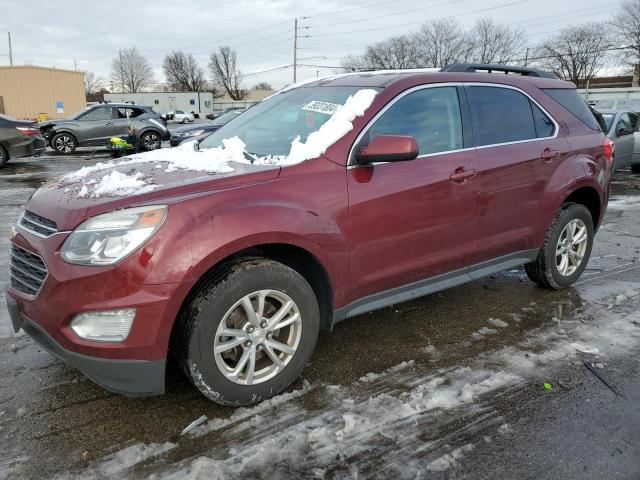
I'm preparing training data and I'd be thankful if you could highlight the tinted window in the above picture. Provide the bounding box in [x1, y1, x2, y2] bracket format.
[468, 86, 536, 146]
[532, 103, 555, 138]
[543, 88, 600, 131]
[358, 86, 463, 155]
[602, 113, 615, 132]
[116, 107, 144, 118]
[81, 107, 113, 121]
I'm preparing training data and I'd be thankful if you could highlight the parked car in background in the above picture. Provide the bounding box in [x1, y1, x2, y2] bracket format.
[165, 110, 195, 124]
[0, 113, 46, 167]
[40, 104, 169, 154]
[591, 98, 640, 112]
[597, 109, 638, 171]
[8, 64, 611, 406]
[206, 107, 244, 120]
[170, 109, 244, 146]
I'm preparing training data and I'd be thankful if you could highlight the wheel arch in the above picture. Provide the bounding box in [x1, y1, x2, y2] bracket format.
[563, 185, 602, 229]
[168, 242, 335, 359]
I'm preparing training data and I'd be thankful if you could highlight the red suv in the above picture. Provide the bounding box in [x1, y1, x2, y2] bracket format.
[6, 64, 611, 405]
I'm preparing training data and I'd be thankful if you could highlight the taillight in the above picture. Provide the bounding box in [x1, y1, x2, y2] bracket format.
[603, 137, 614, 166]
[16, 126, 40, 137]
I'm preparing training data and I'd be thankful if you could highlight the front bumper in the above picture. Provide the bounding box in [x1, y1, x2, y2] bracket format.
[6, 293, 165, 395]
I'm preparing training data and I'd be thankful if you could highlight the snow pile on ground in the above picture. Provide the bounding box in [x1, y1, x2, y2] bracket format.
[427, 443, 474, 472]
[358, 360, 415, 383]
[608, 195, 640, 211]
[59, 89, 378, 198]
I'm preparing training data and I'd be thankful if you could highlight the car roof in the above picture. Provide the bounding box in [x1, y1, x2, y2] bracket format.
[294, 69, 574, 90]
[96, 103, 151, 109]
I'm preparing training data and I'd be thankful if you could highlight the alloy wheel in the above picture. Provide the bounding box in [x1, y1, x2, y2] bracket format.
[142, 133, 161, 150]
[555, 219, 588, 276]
[213, 290, 303, 385]
[54, 135, 74, 153]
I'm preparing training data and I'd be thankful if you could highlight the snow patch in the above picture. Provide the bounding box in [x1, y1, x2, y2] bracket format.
[488, 318, 509, 328]
[77, 170, 155, 198]
[359, 360, 415, 383]
[426, 443, 474, 472]
[608, 196, 640, 211]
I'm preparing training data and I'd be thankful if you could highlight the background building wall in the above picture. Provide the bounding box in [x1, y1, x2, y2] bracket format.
[0, 66, 86, 120]
[103, 91, 216, 115]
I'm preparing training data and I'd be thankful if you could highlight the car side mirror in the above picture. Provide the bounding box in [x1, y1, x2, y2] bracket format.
[355, 135, 419, 165]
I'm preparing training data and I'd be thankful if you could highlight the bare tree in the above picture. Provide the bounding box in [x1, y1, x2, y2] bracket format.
[535, 23, 612, 87]
[252, 81, 273, 90]
[209, 46, 247, 100]
[162, 51, 207, 91]
[111, 47, 155, 93]
[84, 71, 103, 95]
[340, 53, 373, 72]
[612, 0, 640, 84]
[415, 18, 473, 68]
[469, 18, 525, 64]
[340, 34, 421, 71]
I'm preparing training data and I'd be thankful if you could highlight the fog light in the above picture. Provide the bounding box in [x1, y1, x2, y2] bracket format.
[70, 309, 136, 342]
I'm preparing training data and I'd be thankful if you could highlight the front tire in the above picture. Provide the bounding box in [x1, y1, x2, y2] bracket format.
[178, 259, 320, 406]
[0, 145, 8, 167]
[51, 132, 77, 154]
[525, 203, 594, 289]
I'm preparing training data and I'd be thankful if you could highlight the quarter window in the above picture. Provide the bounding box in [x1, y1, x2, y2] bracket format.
[468, 86, 538, 146]
[532, 103, 555, 138]
[357, 86, 463, 156]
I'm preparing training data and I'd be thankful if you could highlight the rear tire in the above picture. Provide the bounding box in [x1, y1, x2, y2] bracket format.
[0, 145, 8, 167]
[632, 164, 640, 174]
[525, 203, 594, 289]
[51, 132, 77, 154]
[182, 118, 189, 124]
[139, 131, 162, 151]
[177, 259, 319, 406]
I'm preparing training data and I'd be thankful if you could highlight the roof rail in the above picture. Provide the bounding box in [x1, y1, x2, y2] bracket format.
[440, 63, 557, 79]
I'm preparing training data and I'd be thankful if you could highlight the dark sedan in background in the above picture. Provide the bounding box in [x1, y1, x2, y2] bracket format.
[0, 114, 46, 167]
[169, 109, 244, 146]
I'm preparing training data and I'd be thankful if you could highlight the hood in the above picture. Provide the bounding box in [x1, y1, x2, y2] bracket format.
[172, 123, 221, 134]
[25, 159, 280, 231]
[39, 118, 76, 129]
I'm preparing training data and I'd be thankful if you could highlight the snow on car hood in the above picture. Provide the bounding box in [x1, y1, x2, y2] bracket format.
[56, 88, 378, 199]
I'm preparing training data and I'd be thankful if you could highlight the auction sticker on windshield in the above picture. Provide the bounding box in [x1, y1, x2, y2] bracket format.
[302, 101, 341, 115]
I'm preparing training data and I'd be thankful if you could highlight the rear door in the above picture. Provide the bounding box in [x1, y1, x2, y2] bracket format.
[466, 84, 569, 266]
[347, 85, 479, 301]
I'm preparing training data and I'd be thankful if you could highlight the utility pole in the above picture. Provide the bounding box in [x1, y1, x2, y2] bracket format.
[524, 47, 530, 67]
[7, 32, 13, 66]
[119, 50, 125, 93]
[293, 18, 298, 84]
[74, 58, 77, 70]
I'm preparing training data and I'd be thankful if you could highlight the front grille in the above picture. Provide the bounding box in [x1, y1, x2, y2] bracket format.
[19, 211, 58, 237]
[10, 244, 48, 296]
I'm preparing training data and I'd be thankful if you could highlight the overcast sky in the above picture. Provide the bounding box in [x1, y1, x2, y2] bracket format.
[0, 0, 620, 89]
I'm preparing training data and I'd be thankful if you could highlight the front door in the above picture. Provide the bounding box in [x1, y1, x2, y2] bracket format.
[612, 112, 635, 170]
[347, 86, 478, 302]
[76, 106, 116, 144]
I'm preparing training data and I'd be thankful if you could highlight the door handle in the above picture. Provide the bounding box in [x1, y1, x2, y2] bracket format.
[541, 148, 560, 160]
[449, 167, 477, 183]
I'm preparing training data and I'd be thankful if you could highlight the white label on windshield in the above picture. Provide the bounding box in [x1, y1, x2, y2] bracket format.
[302, 101, 341, 115]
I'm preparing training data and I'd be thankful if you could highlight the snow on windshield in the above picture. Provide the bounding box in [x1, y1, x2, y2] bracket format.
[60, 89, 378, 198]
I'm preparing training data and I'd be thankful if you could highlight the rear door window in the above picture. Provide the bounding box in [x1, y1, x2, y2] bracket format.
[543, 88, 600, 131]
[358, 86, 463, 156]
[467, 86, 537, 146]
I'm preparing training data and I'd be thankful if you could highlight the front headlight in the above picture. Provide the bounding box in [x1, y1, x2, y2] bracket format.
[61, 205, 167, 265]
[183, 129, 205, 137]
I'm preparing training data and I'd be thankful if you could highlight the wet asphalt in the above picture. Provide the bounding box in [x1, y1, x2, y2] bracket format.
[0, 150, 639, 479]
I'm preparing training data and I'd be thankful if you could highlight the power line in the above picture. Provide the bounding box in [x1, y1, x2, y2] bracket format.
[307, 0, 464, 29]
[307, 0, 530, 37]
[303, 0, 406, 20]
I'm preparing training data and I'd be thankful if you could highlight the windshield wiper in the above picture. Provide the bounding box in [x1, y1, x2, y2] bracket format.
[243, 151, 260, 163]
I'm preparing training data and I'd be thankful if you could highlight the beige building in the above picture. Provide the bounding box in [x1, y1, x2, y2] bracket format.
[0, 65, 86, 120]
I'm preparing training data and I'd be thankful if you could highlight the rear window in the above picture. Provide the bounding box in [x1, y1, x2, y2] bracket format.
[543, 88, 600, 131]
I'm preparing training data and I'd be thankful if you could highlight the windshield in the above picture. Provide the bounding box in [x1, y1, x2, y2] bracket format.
[602, 113, 615, 132]
[213, 110, 243, 125]
[200, 86, 381, 156]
